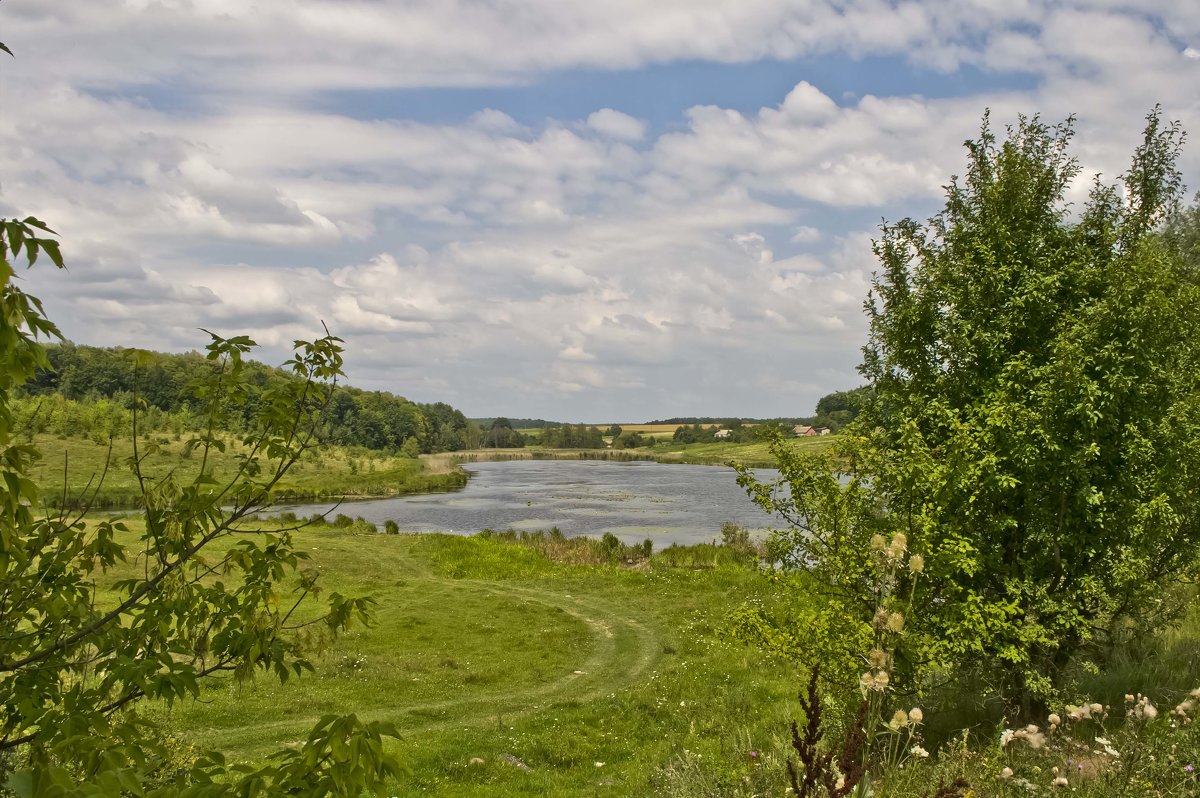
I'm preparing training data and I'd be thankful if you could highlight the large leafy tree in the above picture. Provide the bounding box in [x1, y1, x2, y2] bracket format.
[739, 110, 1200, 709]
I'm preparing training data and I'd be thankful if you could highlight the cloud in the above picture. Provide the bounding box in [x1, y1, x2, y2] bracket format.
[791, 226, 822, 244]
[4, 2, 1200, 420]
[586, 109, 647, 142]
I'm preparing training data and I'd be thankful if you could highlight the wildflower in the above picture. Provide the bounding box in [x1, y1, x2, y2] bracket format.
[1095, 736, 1120, 757]
[887, 533, 907, 561]
[1132, 696, 1159, 721]
[1000, 729, 1016, 747]
[908, 707, 924, 724]
[890, 709, 909, 729]
[861, 670, 889, 692]
[870, 534, 888, 552]
[595, 761, 605, 767]
[868, 648, 889, 669]
[1191, 687, 1200, 700]
[1053, 776, 1069, 787]
[1048, 713, 1061, 727]
[886, 612, 906, 633]
[1025, 731, 1046, 749]
[908, 553, 925, 574]
[1000, 767, 1014, 779]
[1089, 702, 1104, 716]
[910, 745, 929, 758]
[873, 607, 891, 631]
[1185, 764, 1194, 773]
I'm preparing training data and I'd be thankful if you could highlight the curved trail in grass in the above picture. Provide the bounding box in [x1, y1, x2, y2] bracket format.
[388, 580, 663, 737]
[230, 579, 665, 748]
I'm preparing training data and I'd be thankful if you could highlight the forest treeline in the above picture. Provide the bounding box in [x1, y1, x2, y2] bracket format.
[15, 342, 872, 454]
[18, 342, 480, 454]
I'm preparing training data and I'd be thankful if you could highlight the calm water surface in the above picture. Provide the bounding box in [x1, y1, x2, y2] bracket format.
[275, 459, 782, 546]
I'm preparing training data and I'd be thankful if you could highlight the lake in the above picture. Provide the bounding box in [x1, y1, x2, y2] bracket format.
[274, 459, 782, 546]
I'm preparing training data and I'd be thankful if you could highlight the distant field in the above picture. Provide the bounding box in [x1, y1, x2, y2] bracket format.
[425, 436, 834, 470]
[610, 423, 699, 439]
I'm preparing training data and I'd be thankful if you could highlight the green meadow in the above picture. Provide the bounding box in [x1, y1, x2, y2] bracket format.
[110, 522, 804, 796]
[109, 518, 1200, 797]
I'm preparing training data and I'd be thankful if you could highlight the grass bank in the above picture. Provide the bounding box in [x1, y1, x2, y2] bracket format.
[26, 432, 828, 511]
[24, 433, 468, 509]
[428, 436, 834, 470]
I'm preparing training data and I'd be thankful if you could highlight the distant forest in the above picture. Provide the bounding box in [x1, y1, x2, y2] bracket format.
[19, 342, 481, 454]
[20, 343, 867, 456]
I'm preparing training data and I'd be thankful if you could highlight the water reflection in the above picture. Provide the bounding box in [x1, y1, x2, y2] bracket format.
[274, 459, 781, 546]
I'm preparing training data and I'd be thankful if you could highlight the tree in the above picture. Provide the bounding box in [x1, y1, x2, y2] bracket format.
[738, 110, 1200, 710]
[0, 231, 398, 790]
[1163, 192, 1200, 271]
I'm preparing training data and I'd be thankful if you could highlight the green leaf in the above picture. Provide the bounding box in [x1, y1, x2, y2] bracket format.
[5, 771, 32, 797]
[39, 239, 63, 269]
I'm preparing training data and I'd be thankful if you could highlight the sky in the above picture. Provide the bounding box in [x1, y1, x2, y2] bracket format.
[1, 2, 1198, 422]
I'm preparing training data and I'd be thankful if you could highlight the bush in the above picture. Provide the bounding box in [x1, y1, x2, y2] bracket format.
[737, 110, 1200, 710]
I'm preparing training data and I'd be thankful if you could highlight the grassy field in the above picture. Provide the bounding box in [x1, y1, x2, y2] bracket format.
[80, 513, 1200, 797]
[24, 433, 467, 509]
[108, 523, 804, 796]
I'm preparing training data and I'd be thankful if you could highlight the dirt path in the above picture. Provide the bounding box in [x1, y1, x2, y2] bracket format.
[223, 578, 665, 749]
[385, 580, 663, 736]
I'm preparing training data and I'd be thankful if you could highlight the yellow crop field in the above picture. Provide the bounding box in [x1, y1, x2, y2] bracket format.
[611, 423, 694, 434]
